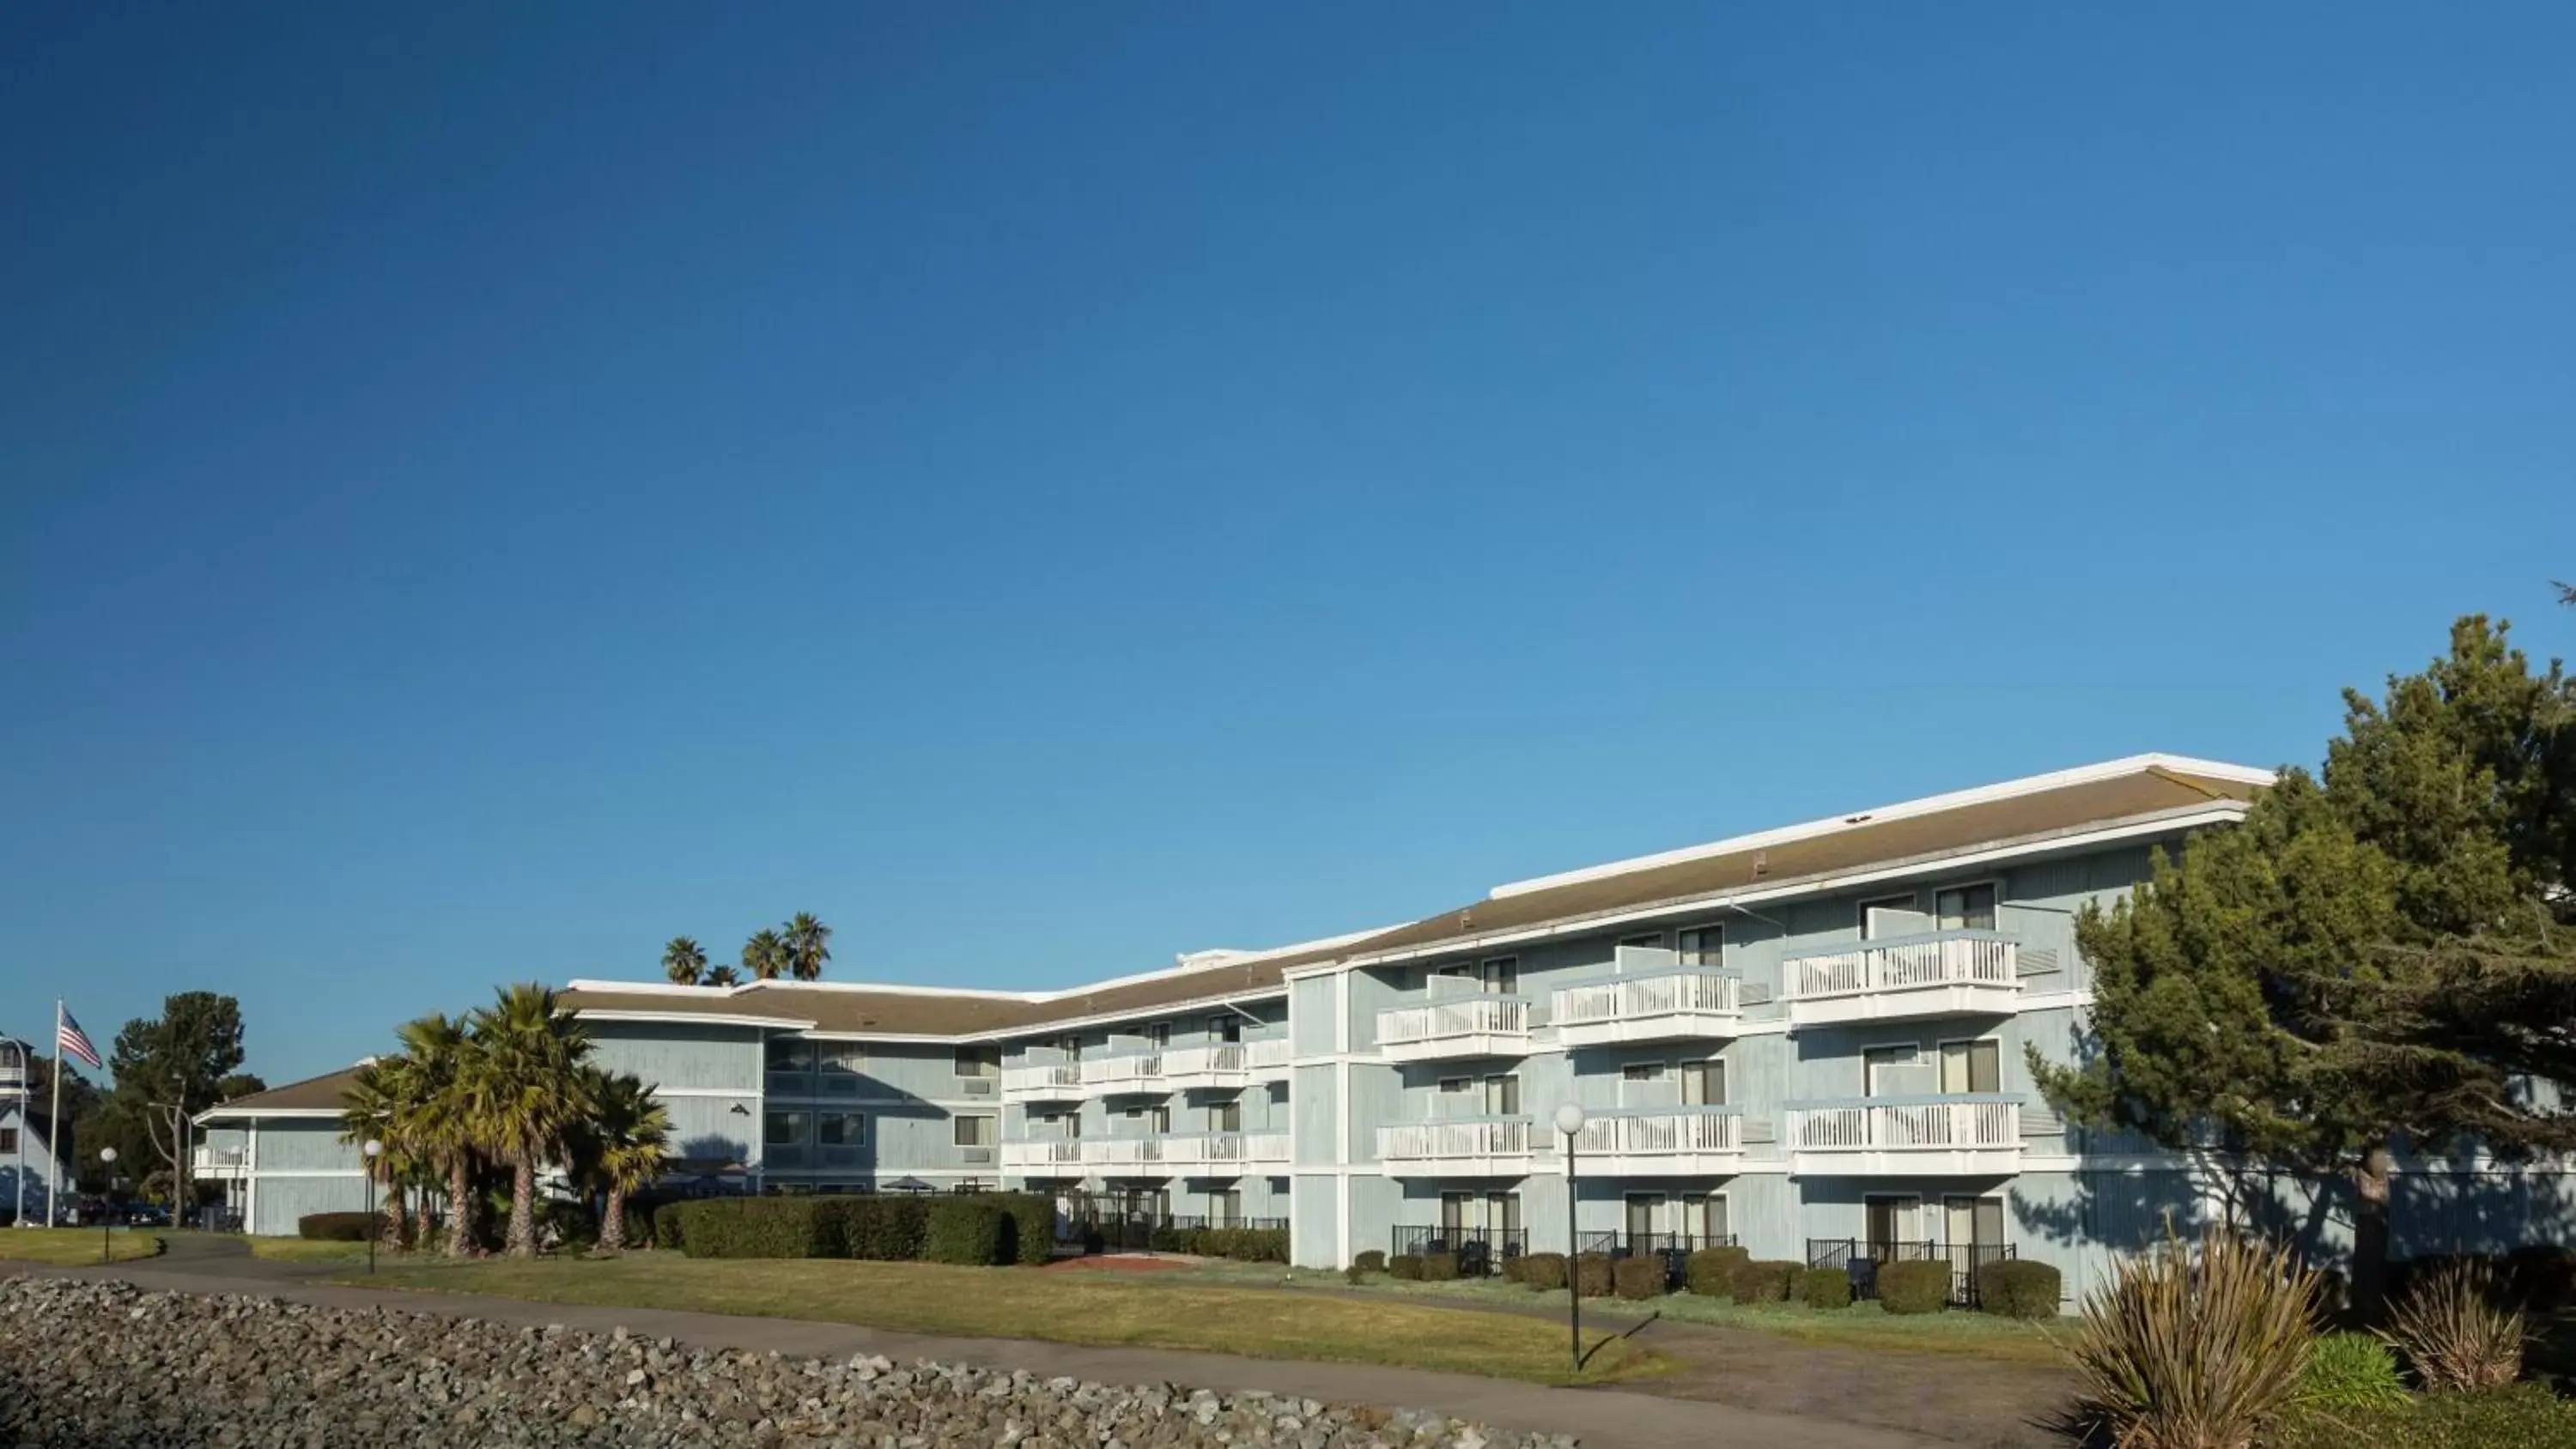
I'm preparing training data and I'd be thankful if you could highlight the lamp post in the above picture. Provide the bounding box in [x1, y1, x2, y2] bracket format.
[96, 1147, 118, 1263]
[1553, 1102, 1586, 1373]
[362, 1140, 383, 1275]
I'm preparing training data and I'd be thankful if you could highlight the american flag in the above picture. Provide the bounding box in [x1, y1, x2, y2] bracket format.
[58, 1009, 102, 1070]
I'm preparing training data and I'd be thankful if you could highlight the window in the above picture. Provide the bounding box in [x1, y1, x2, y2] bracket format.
[1058, 1035, 1084, 1062]
[1863, 1044, 1920, 1097]
[818, 1042, 866, 1076]
[1940, 1039, 2002, 1094]
[1438, 1076, 1473, 1096]
[1697, 1192, 1730, 1244]
[1618, 931, 1665, 950]
[1211, 1187, 1244, 1226]
[0, 1127, 15, 1154]
[1483, 1074, 1520, 1116]
[952, 1114, 998, 1149]
[1675, 925, 1722, 967]
[1481, 956, 1519, 995]
[1208, 1014, 1242, 1044]
[1147, 1023, 1170, 1047]
[765, 1037, 815, 1074]
[1621, 1062, 1667, 1082]
[1946, 1194, 2006, 1249]
[1210, 1100, 1242, 1133]
[1935, 883, 1998, 932]
[1866, 1195, 1923, 1258]
[1681, 1058, 1726, 1106]
[817, 1112, 866, 1146]
[953, 1045, 1001, 1079]
[1625, 1193, 1666, 1241]
[762, 1110, 809, 1146]
[1857, 894, 1917, 938]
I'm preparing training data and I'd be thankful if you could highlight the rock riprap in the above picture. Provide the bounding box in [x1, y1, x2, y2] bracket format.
[0, 1277, 1572, 1449]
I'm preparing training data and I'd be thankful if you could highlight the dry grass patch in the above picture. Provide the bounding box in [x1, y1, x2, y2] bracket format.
[338, 1255, 1668, 1386]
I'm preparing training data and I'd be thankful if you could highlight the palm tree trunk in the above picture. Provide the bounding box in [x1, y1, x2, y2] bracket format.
[507, 1157, 538, 1258]
[602, 1186, 627, 1252]
[447, 1155, 476, 1258]
[382, 1179, 408, 1251]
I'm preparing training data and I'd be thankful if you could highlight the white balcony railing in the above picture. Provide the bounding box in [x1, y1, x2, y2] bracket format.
[1552, 970, 1740, 1046]
[1571, 1108, 1741, 1160]
[1248, 1037, 1291, 1074]
[1780, 931, 2020, 1025]
[1376, 1117, 1534, 1172]
[1375, 997, 1531, 1061]
[1072, 1132, 1290, 1173]
[1001, 1062, 1084, 1100]
[191, 1146, 248, 1171]
[1784, 1097, 2022, 1173]
[1000, 1138, 1087, 1173]
[1081, 1052, 1167, 1094]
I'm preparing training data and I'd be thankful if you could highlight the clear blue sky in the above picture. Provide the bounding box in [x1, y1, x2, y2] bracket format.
[4, 4, 2570, 1087]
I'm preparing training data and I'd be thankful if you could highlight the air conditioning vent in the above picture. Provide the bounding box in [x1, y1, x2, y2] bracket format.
[963, 1078, 997, 1095]
[2020, 1108, 2065, 1137]
[961, 1147, 995, 1165]
[2017, 948, 2062, 977]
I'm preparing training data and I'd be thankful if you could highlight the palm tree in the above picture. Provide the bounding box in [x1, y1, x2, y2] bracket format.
[462, 983, 596, 1258]
[580, 1070, 671, 1252]
[743, 929, 788, 981]
[391, 1013, 481, 1258]
[702, 963, 741, 986]
[661, 936, 708, 986]
[783, 912, 832, 981]
[338, 1056, 416, 1250]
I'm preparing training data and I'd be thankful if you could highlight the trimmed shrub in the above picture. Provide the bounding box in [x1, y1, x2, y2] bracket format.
[1519, 1252, 1568, 1292]
[1573, 1252, 1615, 1299]
[841, 1197, 929, 1261]
[2065, 1228, 2321, 1449]
[1352, 1249, 1386, 1274]
[1684, 1245, 1751, 1298]
[2298, 1331, 2409, 1411]
[653, 1203, 685, 1252]
[1978, 1259, 2063, 1319]
[1801, 1264, 1854, 1310]
[297, 1212, 378, 1243]
[1727, 1258, 1799, 1305]
[1389, 1254, 1425, 1281]
[922, 1199, 1006, 1265]
[2276, 1383, 2576, 1449]
[990, 1192, 1056, 1267]
[673, 1197, 842, 1258]
[1876, 1260, 1951, 1315]
[1196, 1227, 1290, 1263]
[1420, 1252, 1461, 1282]
[1344, 1263, 1372, 1284]
[2385, 1258, 2529, 1392]
[1612, 1257, 1665, 1300]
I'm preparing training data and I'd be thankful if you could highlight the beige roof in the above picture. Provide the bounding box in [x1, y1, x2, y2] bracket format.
[558, 757, 2263, 1038]
[203, 1066, 361, 1116]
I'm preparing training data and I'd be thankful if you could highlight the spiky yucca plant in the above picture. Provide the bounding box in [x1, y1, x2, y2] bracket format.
[2064, 1228, 2320, 1449]
[2381, 1260, 2527, 1391]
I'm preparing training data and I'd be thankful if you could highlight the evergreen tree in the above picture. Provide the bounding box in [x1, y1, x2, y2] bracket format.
[2034, 616, 2576, 1316]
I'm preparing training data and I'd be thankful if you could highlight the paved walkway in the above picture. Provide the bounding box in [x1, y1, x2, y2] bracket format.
[9, 1243, 1964, 1449]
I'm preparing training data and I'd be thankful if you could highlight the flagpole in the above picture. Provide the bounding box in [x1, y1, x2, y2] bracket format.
[48, 1001, 64, 1228]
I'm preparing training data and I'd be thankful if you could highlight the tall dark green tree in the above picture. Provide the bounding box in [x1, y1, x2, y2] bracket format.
[99, 992, 249, 1204]
[2034, 616, 2576, 1316]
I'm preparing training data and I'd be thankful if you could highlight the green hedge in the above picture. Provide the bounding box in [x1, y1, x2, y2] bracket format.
[1573, 1252, 1615, 1299]
[674, 1197, 844, 1258]
[842, 1197, 928, 1260]
[298, 1212, 380, 1242]
[923, 1199, 1005, 1265]
[1801, 1265, 1853, 1309]
[1519, 1252, 1568, 1291]
[1729, 1259, 1799, 1304]
[1612, 1258, 1666, 1300]
[1389, 1253, 1424, 1281]
[1684, 1246, 1750, 1297]
[2275, 1385, 2576, 1449]
[653, 1204, 686, 1252]
[671, 1193, 1054, 1264]
[1977, 1259, 2060, 1319]
[1876, 1259, 1951, 1314]
[1352, 1249, 1386, 1274]
[1146, 1225, 1289, 1262]
[1420, 1252, 1461, 1282]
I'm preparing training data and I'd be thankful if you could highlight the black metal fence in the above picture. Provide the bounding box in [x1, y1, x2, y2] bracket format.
[1805, 1239, 2015, 1307]
[1055, 1193, 1289, 1252]
[1391, 1225, 1529, 1276]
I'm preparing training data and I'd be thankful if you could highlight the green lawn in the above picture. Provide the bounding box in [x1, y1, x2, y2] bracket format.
[333, 1255, 1668, 1385]
[249, 1237, 380, 1264]
[1182, 1262, 2072, 1367]
[0, 1227, 164, 1265]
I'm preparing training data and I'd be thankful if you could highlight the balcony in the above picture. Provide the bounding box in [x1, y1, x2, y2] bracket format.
[1248, 1037, 1292, 1079]
[1078, 1132, 1291, 1173]
[1553, 969, 1741, 1046]
[1568, 1106, 1743, 1176]
[190, 1146, 249, 1179]
[1781, 931, 2020, 1027]
[1000, 1138, 1086, 1174]
[1085, 1048, 1180, 1096]
[1784, 1096, 2023, 1175]
[1376, 1117, 1534, 1175]
[1376, 996, 1531, 1063]
[1001, 1061, 1084, 1104]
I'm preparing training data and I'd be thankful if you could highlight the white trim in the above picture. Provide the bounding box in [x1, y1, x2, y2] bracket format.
[194, 1107, 343, 1123]
[1295, 805, 2251, 976]
[574, 1009, 819, 1030]
[1488, 755, 2273, 899]
[638, 1087, 761, 1100]
[232, 1168, 368, 1179]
